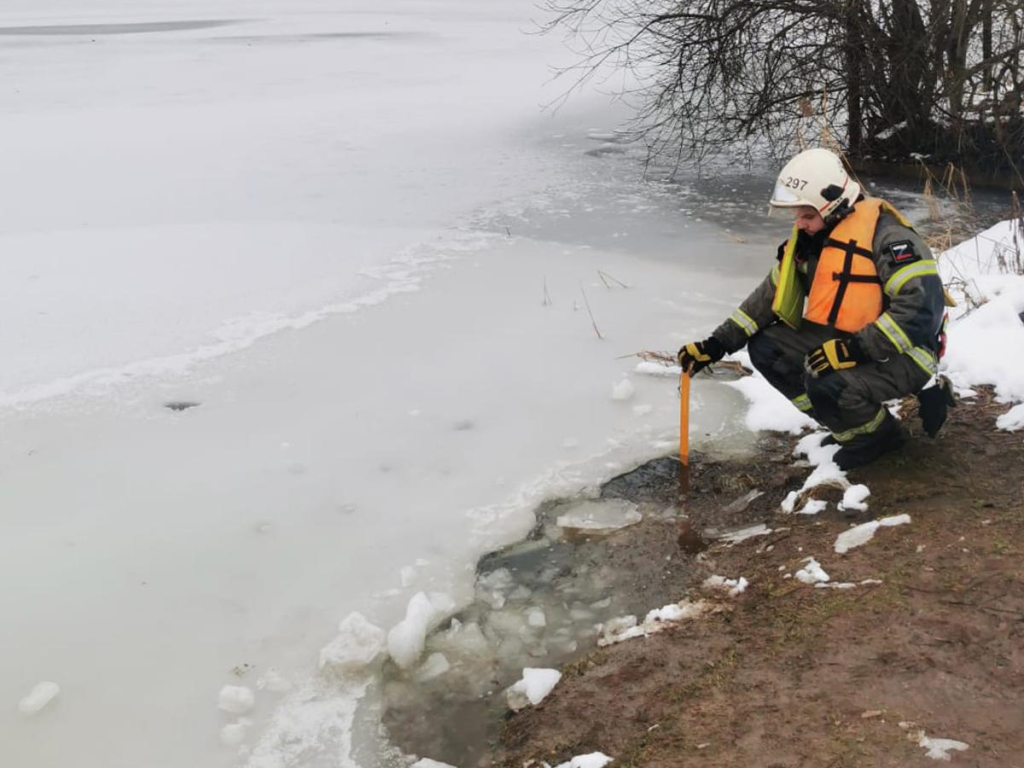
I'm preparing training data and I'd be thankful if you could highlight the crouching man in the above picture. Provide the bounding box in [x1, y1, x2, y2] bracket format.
[679, 148, 947, 470]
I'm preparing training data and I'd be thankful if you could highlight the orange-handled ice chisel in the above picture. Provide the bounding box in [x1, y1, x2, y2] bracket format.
[679, 365, 691, 466]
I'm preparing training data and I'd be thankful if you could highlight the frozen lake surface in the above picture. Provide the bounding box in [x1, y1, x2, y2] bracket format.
[0, 2, 785, 767]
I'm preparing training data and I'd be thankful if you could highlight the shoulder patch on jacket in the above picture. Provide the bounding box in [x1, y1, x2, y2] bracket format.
[885, 240, 919, 265]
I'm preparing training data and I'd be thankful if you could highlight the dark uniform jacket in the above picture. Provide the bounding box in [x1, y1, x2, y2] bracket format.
[710, 210, 946, 362]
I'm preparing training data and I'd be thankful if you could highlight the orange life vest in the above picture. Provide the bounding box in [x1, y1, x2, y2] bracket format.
[774, 198, 886, 333]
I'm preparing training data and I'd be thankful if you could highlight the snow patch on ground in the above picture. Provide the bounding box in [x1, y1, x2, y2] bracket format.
[997, 401, 1024, 431]
[815, 578, 883, 590]
[907, 728, 970, 761]
[724, 351, 816, 434]
[552, 753, 614, 768]
[793, 432, 848, 492]
[838, 484, 871, 512]
[702, 575, 749, 596]
[506, 668, 562, 710]
[797, 499, 829, 516]
[795, 558, 830, 584]
[940, 220, 1024, 426]
[834, 515, 912, 554]
[596, 599, 715, 646]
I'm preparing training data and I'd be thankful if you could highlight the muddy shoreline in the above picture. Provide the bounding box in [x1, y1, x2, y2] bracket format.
[382, 389, 1023, 768]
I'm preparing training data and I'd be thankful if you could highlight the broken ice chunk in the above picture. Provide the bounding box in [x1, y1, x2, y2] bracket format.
[412, 759, 458, 768]
[18, 681, 60, 715]
[716, 523, 772, 545]
[526, 608, 547, 628]
[400, 565, 417, 588]
[413, 653, 451, 683]
[505, 667, 562, 711]
[487, 609, 530, 639]
[722, 489, 764, 514]
[611, 378, 636, 401]
[476, 568, 515, 609]
[556, 499, 641, 535]
[387, 593, 453, 670]
[218, 685, 255, 714]
[319, 612, 386, 674]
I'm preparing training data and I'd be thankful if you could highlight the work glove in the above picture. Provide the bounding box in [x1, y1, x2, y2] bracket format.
[804, 337, 866, 377]
[677, 337, 725, 376]
[917, 375, 956, 437]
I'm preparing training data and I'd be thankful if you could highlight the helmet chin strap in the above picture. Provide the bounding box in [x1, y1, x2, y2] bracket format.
[822, 198, 854, 229]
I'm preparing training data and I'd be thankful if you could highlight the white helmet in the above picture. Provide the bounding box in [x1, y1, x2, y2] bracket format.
[769, 148, 861, 221]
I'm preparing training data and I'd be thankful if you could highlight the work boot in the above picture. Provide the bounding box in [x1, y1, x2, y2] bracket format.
[834, 414, 906, 471]
[917, 376, 956, 437]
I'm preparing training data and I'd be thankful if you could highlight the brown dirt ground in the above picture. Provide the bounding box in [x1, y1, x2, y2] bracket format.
[493, 389, 1024, 768]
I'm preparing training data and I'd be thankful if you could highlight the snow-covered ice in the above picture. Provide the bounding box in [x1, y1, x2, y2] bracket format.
[834, 515, 912, 554]
[218, 685, 255, 715]
[17, 682, 60, 716]
[220, 720, 251, 748]
[0, 1, 808, 765]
